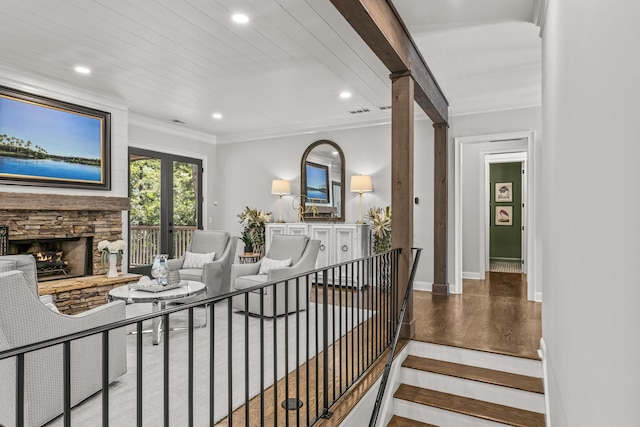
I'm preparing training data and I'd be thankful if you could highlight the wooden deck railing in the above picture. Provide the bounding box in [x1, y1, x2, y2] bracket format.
[129, 225, 196, 266]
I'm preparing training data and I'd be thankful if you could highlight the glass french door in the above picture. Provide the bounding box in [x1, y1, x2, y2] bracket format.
[128, 148, 203, 275]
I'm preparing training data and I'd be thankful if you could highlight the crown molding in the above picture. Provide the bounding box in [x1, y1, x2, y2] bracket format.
[128, 114, 217, 144]
[215, 112, 395, 144]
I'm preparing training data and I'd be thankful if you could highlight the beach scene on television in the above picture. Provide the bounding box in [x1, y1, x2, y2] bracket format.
[0, 94, 104, 184]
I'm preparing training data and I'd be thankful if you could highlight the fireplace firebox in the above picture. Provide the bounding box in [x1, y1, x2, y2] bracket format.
[8, 237, 94, 281]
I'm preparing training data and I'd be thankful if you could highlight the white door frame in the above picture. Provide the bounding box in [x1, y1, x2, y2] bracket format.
[454, 131, 538, 301]
[484, 152, 527, 274]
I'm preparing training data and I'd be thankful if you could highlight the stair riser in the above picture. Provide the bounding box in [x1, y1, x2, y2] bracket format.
[394, 398, 516, 427]
[408, 341, 542, 378]
[400, 367, 545, 413]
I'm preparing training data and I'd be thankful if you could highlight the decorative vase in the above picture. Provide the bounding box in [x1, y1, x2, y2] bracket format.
[244, 245, 253, 254]
[151, 254, 169, 286]
[106, 253, 119, 278]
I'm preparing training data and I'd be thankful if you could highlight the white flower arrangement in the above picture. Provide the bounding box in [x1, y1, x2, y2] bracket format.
[97, 239, 126, 266]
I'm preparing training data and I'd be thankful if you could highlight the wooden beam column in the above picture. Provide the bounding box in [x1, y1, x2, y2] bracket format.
[432, 123, 449, 295]
[391, 72, 415, 338]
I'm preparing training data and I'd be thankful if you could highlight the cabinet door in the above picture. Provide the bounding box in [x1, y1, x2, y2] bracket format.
[287, 224, 309, 236]
[334, 226, 356, 264]
[310, 225, 333, 269]
[265, 224, 286, 252]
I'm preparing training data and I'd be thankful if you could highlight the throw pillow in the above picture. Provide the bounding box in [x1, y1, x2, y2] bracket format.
[182, 251, 216, 269]
[44, 302, 60, 314]
[258, 257, 292, 275]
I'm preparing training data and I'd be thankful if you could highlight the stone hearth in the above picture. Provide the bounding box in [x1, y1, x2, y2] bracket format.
[0, 192, 130, 276]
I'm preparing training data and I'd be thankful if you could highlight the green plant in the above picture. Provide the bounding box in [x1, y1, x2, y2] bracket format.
[366, 206, 391, 254]
[238, 206, 271, 255]
[240, 230, 253, 248]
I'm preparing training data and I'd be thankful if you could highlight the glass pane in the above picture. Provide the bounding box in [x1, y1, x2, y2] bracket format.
[129, 155, 161, 267]
[172, 160, 199, 258]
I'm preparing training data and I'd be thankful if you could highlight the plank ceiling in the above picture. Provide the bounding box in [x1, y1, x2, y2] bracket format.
[0, 0, 541, 143]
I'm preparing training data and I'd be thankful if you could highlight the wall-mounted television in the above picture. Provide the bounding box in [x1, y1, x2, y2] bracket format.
[0, 85, 111, 190]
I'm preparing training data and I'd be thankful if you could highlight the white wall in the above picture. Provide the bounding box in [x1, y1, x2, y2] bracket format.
[542, 1, 640, 426]
[215, 118, 437, 284]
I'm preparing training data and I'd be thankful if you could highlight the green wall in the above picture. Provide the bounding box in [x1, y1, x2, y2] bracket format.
[489, 162, 522, 261]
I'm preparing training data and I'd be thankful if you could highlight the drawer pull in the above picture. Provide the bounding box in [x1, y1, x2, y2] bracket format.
[320, 244, 325, 251]
[341, 245, 348, 252]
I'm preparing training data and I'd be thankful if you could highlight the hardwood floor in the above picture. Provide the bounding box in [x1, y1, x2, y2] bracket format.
[414, 272, 542, 359]
[218, 272, 542, 425]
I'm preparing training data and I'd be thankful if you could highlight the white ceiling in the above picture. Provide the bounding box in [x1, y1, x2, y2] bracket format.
[0, 0, 540, 143]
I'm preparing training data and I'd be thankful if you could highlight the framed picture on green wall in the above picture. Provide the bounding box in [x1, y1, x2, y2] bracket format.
[495, 206, 513, 226]
[495, 182, 513, 202]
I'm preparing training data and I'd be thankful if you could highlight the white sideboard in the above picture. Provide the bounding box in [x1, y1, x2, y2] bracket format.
[265, 223, 371, 287]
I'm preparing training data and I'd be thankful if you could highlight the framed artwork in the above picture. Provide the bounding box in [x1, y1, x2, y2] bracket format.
[0, 85, 111, 190]
[495, 206, 513, 226]
[305, 161, 330, 203]
[495, 182, 513, 202]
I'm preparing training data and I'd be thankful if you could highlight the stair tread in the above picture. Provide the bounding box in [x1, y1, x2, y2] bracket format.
[395, 384, 545, 427]
[387, 415, 438, 427]
[403, 355, 544, 394]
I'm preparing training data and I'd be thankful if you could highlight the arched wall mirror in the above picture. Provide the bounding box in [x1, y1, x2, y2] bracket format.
[300, 140, 345, 222]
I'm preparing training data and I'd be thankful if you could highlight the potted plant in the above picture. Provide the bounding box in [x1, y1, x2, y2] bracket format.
[241, 230, 253, 254]
[366, 206, 391, 254]
[366, 206, 392, 290]
[238, 206, 271, 256]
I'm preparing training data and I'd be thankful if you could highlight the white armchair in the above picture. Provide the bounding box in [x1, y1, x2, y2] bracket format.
[167, 230, 238, 298]
[0, 255, 126, 427]
[231, 234, 320, 317]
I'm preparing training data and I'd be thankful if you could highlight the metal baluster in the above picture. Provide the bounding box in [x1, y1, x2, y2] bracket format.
[16, 353, 24, 426]
[284, 280, 290, 427]
[188, 308, 194, 427]
[63, 341, 71, 427]
[260, 291, 265, 426]
[227, 299, 233, 426]
[245, 293, 250, 425]
[209, 303, 215, 424]
[164, 314, 170, 427]
[102, 331, 110, 426]
[273, 282, 278, 427]
[137, 321, 143, 426]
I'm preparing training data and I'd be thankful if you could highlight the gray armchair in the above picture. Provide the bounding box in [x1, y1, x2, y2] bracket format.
[167, 230, 238, 298]
[231, 234, 320, 317]
[0, 255, 126, 427]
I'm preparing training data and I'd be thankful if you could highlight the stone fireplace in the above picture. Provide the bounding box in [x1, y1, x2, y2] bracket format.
[0, 193, 130, 278]
[8, 237, 93, 281]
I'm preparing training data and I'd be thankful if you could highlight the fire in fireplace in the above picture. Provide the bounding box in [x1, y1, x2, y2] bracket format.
[8, 237, 93, 281]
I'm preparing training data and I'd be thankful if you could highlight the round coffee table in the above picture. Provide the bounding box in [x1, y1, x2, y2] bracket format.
[108, 280, 206, 345]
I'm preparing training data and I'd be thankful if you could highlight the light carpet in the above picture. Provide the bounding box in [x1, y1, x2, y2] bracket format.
[46, 301, 372, 426]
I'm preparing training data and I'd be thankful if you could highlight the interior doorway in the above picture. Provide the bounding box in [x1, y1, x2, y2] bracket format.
[454, 131, 538, 301]
[485, 154, 527, 275]
[128, 147, 203, 275]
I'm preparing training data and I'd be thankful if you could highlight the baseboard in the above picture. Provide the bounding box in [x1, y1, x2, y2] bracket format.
[490, 257, 521, 263]
[539, 338, 551, 427]
[413, 280, 432, 292]
[463, 271, 483, 280]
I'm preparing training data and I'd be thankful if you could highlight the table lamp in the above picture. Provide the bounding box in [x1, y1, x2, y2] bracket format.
[350, 175, 372, 224]
[271, 179, 291, 223]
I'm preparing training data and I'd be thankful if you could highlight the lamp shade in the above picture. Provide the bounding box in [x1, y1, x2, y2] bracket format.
[350, 175, 372, 193]
[271, 179, 291, 195]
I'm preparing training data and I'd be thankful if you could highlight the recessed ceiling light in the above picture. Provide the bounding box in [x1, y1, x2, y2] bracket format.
[212, 113, 223, 119]
[74, 66, 91, 75]
[232, 14, 249, 24]
[332, 151, 339, 155]
[339, 91, 352, 99]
